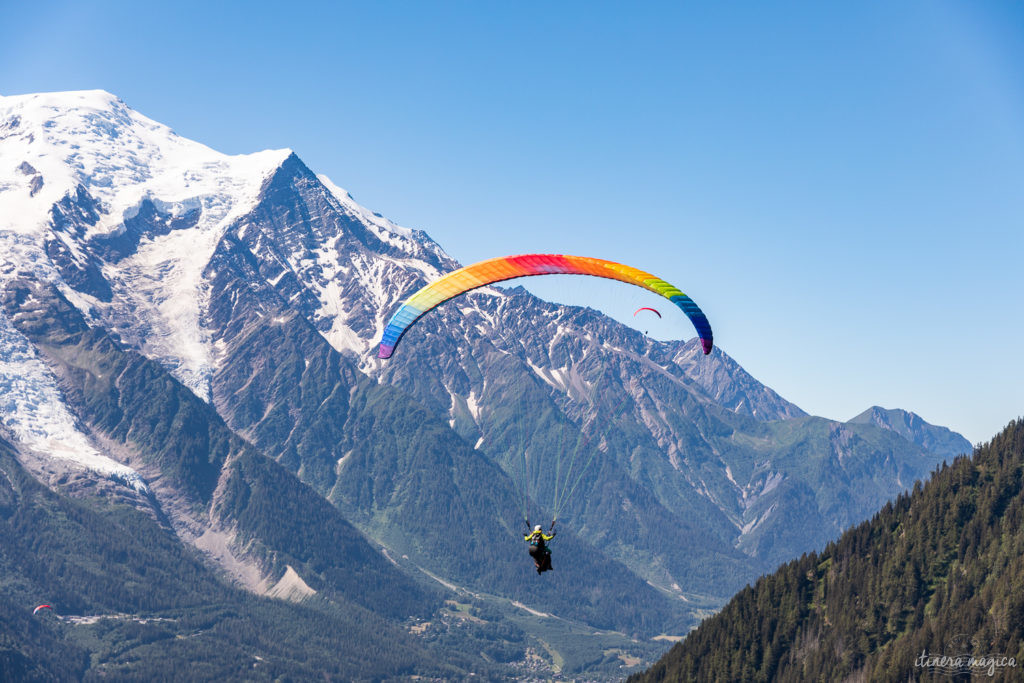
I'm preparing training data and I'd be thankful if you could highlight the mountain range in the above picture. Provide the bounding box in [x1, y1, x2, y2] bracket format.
[0, 90, 972, 678]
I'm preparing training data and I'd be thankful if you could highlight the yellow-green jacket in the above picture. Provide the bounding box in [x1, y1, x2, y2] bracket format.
[525, 530, 554, 544]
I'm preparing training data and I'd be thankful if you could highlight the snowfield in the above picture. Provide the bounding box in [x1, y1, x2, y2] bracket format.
[0, 310, 148, 491]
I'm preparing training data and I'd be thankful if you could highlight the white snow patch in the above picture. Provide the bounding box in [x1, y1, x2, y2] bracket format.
[0, 310, 148, 491]
[318, 279, 368, 356]
[525, 358, 561, 391]
[465, 390, 481, 423]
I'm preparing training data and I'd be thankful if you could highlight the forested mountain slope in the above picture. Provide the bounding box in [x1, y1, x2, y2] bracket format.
[633, 418, 1024, 682]
[0, 430, 477, 681]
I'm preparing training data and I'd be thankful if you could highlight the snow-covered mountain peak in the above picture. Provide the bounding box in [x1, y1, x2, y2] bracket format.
[0, 91, 302, 401]
[1, 88, 125, 119]
[316, 172, 456, 275]
[0, 89, 291, 236]
[316, 174, 414, 240]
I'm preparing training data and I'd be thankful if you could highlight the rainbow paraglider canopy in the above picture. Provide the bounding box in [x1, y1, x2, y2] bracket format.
[378, 254, 713, 359]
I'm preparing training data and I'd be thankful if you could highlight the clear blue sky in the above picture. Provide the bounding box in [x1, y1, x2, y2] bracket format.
[3, 1, 1022, 443]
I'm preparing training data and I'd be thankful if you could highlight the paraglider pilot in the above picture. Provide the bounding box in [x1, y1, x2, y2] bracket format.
[525, 520, 556, 574]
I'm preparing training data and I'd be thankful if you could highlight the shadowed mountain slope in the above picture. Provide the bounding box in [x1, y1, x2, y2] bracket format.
[0, 430, 471, 681]
[0, 278, 432, 620]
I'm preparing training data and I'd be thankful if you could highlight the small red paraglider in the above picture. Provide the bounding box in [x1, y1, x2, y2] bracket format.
[633, 306, 662, 334]
[33, 604, 53, 615]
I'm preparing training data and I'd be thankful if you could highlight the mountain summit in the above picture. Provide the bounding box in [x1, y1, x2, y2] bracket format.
[849, 406, 973, 460]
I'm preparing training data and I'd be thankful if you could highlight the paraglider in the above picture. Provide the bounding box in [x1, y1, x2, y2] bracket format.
[634, 306, 662, 335]
[633, 306, 661, 318]
[378, 254, 713, 359]
[524, 521, 556, 574]
[377, 253, 715, 576]
[32, 604, 53, 615]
